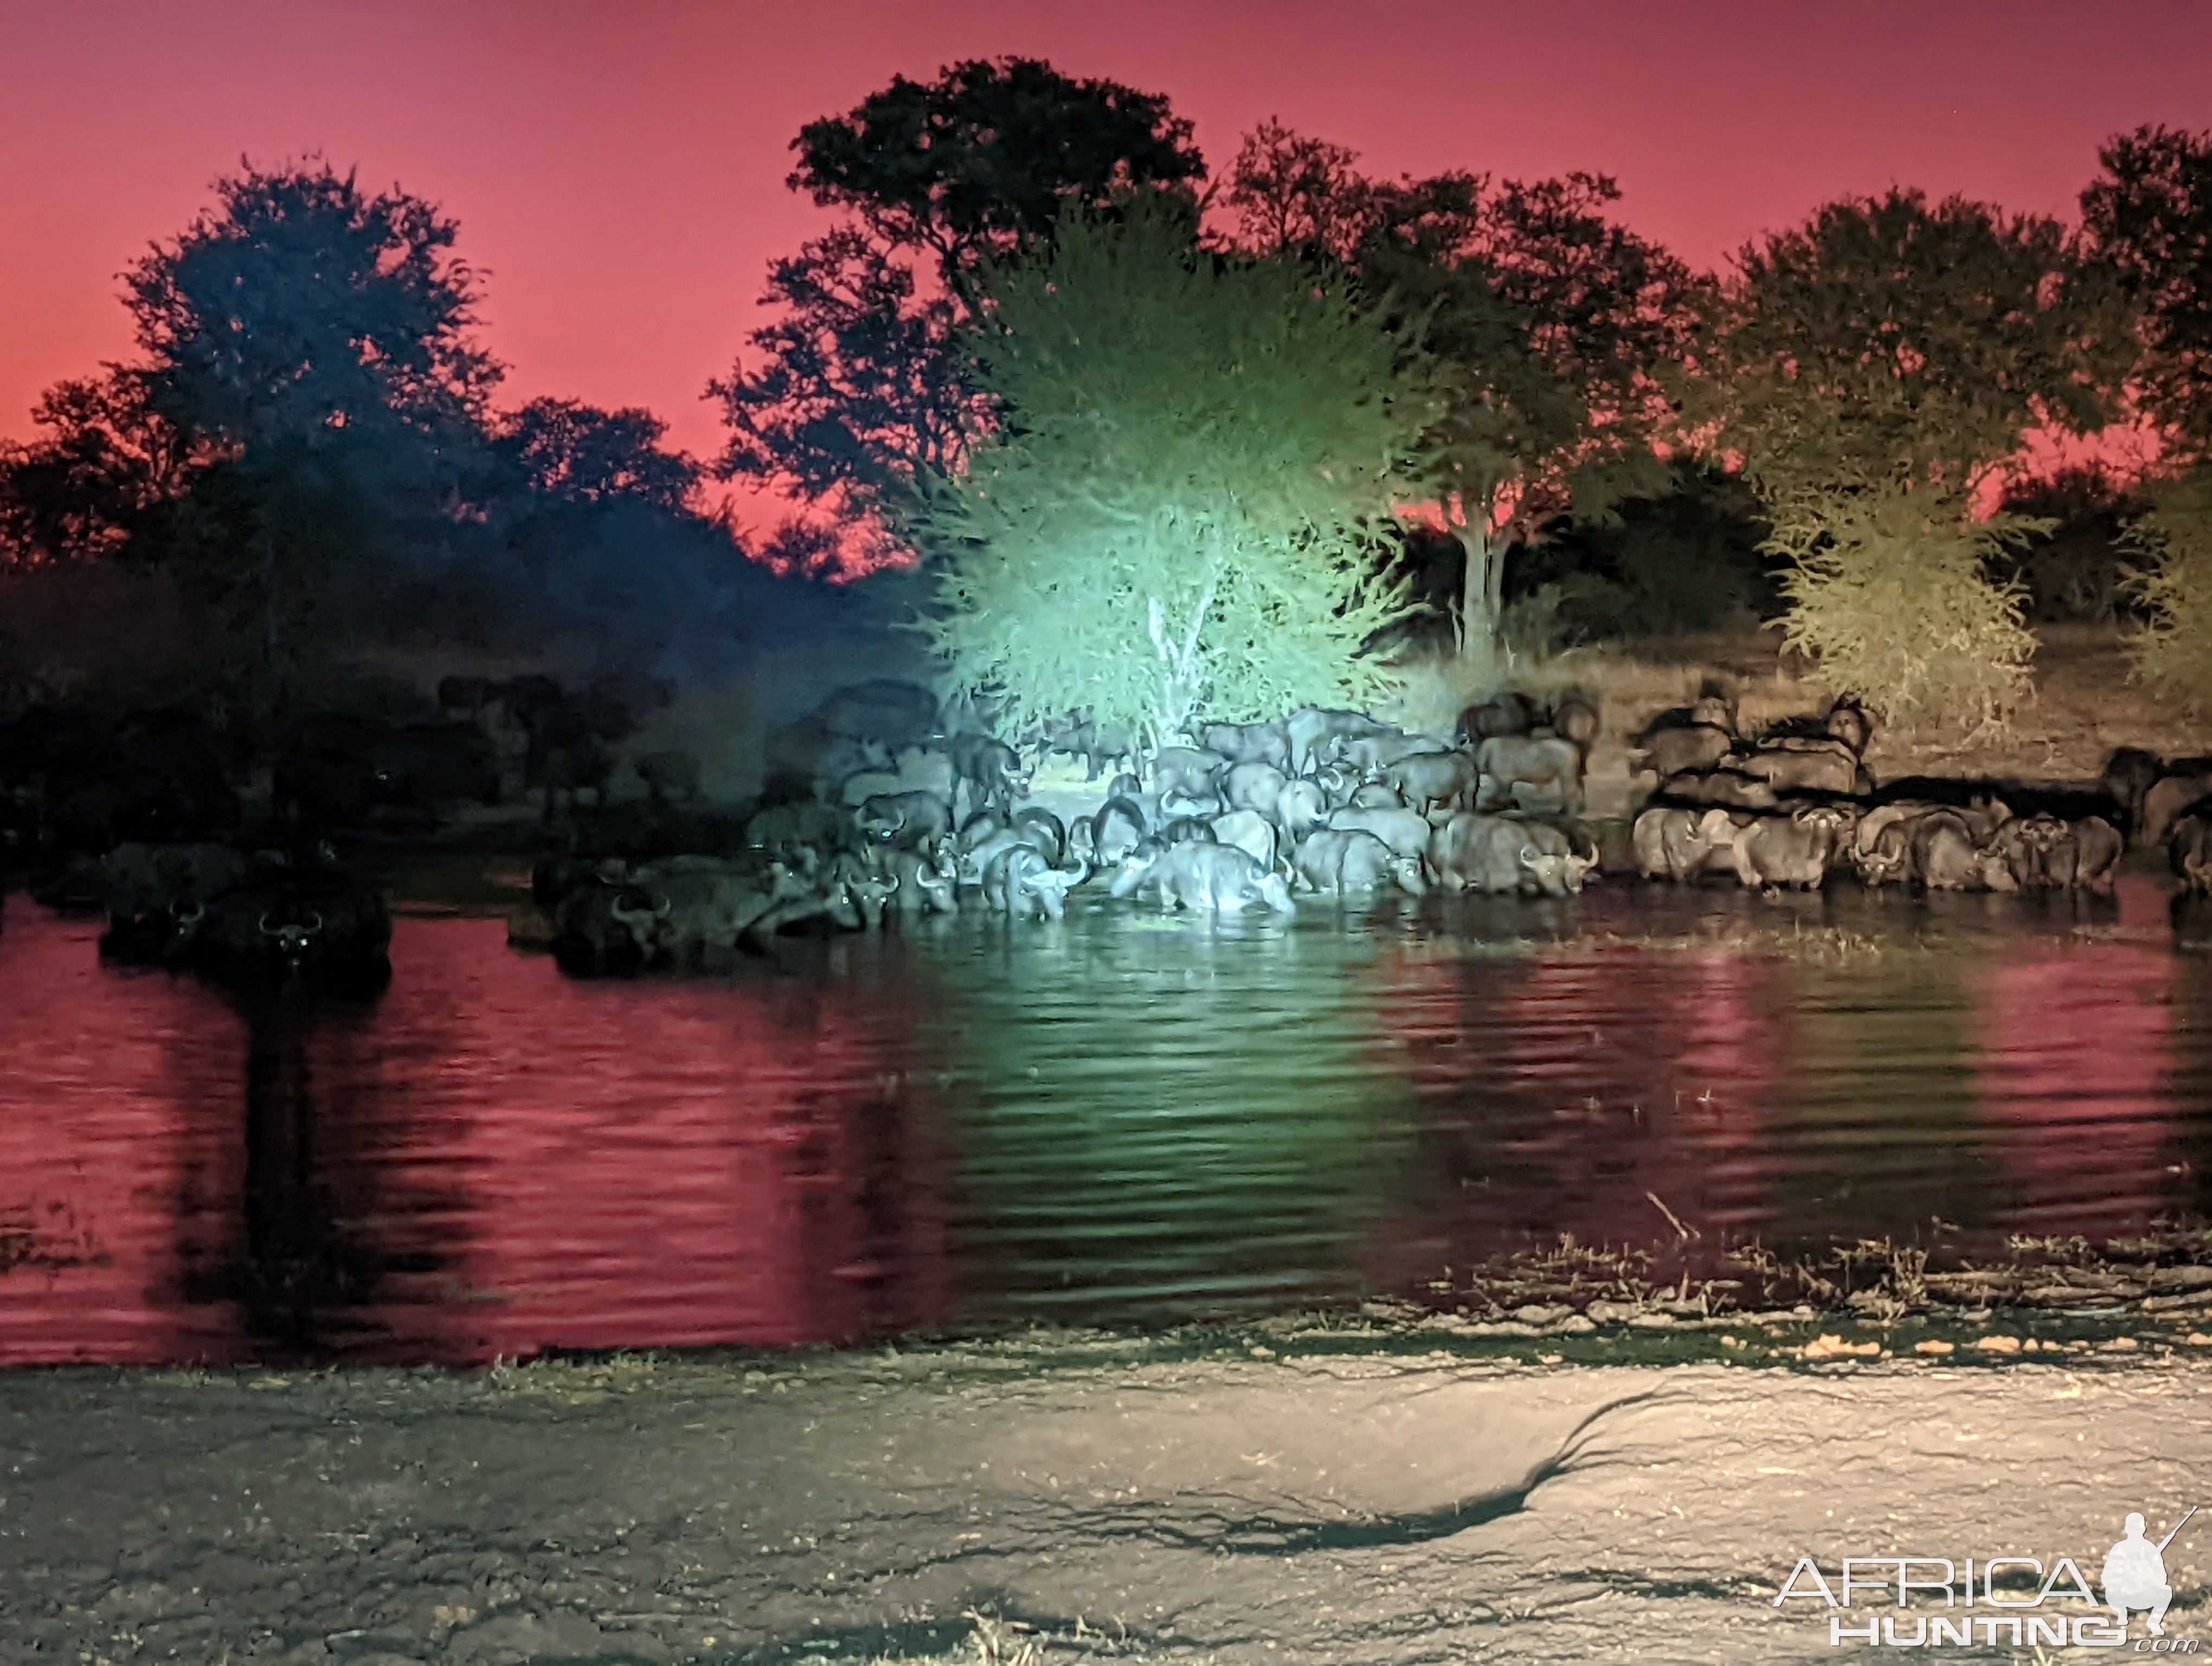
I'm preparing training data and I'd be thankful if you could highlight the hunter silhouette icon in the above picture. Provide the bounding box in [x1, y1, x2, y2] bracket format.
[2104, 1506, 2195, 1636]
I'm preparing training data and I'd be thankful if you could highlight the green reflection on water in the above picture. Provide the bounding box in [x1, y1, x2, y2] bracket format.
[925, 907, 1422, 1320]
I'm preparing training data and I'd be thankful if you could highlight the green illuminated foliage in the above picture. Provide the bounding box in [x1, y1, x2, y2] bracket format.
[1697, 189, 2131, 726]
[2123, 469, 2212, 708]
[909, 196, 1427, 749]
[1763, 485, 2042, 727]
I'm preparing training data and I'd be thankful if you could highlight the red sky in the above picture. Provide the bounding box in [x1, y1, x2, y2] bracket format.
[6, 0, 2211, 516]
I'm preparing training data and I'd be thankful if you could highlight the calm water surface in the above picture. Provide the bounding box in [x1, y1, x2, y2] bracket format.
[3, 875, 2208, 1365]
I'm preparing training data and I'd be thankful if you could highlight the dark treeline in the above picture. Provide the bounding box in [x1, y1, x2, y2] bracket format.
[5, 61, 2212, 727]
[0, 161, 872, 732]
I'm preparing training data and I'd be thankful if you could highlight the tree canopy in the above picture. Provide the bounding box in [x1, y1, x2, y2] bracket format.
[127, 159, 498, 456]
[2082, 123, 2212, 462]
[707, 225, 984, 514]
[496, 397, 698, 513]
[1697, 187, 2130, 508]
[1223, 121, 1701, 655]
[909, 197, 1427, 748]
[712, 59, 1207, 564]
[788, 56, 1205, 275]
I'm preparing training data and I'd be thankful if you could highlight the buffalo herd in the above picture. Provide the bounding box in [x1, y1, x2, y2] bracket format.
[10, 669, 2212, 987]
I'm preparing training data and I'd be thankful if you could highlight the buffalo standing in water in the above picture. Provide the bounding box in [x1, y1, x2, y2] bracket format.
[1293, 829, 1425, 898]
[1109, 842, 1295, 916]
[1428, 813, 1597, 897]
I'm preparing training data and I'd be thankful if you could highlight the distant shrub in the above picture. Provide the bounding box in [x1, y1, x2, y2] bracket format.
[1763, 486, 2041, 730]
[2124, 470, 2212, 710]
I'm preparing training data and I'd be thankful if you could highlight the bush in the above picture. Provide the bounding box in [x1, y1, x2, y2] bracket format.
[1763, 485, 2041, 729]
[2124, 469, 2212, 709]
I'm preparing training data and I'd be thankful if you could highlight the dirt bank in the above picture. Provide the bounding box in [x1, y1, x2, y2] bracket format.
[5, 1338, 2208, 1665]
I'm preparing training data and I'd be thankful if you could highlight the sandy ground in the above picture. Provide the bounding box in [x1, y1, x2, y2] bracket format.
[5, 1340, 2209, 1665]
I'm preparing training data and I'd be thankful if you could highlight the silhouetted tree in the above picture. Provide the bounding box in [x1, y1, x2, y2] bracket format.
[711, 58, 1207, 561]
[1224, 124, 1701, 661]
[0, 373, 188, 566]
[1220, 118, 1373, 265]
[910, 198, 1423, 750]
[709, 226, 980, 516]
[1697, 188, 2129, 504]
[496, 397, 697, 511]
[2082, 123, 2212, 462]
[0, 159, 503, 708]
[788, 56, 1205, 274]
[127, 159, 497, 455]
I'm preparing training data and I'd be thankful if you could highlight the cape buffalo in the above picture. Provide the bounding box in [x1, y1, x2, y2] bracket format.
[1325, 805, 1433, 863]
[2170, 810, 2212, 895]
[857, 790, 954, 851]
[1727, 804, 1856, 889]
[1272, 778, 1330, 838]
[1223, 761, 1291, 823]
[1734, 739, 1866, 798]
[2100, 747, 2167, 836]
[1200, 720, 1293, 773]
[1381, 750, 1480, 818]
[1109, 842, 1296, 915]
[2143, 768, 2212, 848]
[1657, 766, 1778, 811]
[1293, 828, 1425, 897]
[1456, 692, 1541, 744]
[982, 844, 1088, 920]
[1475, 735, 1584, 816]
[1429, 813, 1596, 896]
[1286, 708, 1396, 773]
[1631, 806, 1742, 882]
[1150, 746, 1224, 805]
[1210, 809, 1279, 872]
[1549, 695, 1601, 753]
[949, 734, 1031, 821]
[1637, 723, 1735, 779]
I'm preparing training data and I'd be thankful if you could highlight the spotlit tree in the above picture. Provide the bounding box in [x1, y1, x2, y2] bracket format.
[1765, 485, 2040, 727]
[2123, 468, 2212, 708]
[909, 196, 1427, 751]
[1697, 188, 2133, 723]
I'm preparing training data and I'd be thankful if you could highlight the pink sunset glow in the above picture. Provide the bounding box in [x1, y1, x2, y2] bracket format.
[5, 0, 2210, 514]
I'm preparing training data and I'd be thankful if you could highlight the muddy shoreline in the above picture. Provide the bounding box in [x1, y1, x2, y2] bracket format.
[6, 1323, 2209, 1665]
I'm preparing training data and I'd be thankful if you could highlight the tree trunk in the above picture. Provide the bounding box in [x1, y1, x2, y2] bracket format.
[1456, 521, 1507, 664]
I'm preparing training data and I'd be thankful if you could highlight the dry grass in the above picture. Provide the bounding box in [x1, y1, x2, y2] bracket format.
[794, 1611, 1183, 1666]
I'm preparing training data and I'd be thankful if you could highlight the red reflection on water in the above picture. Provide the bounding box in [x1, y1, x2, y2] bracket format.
[377, 924, 956, 1360]
[1369, 938, 1786, 1279]
[0, 908, 239, 1363]
[0, 911, 953, 1366]
[1969, 881, 2183, 1237]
